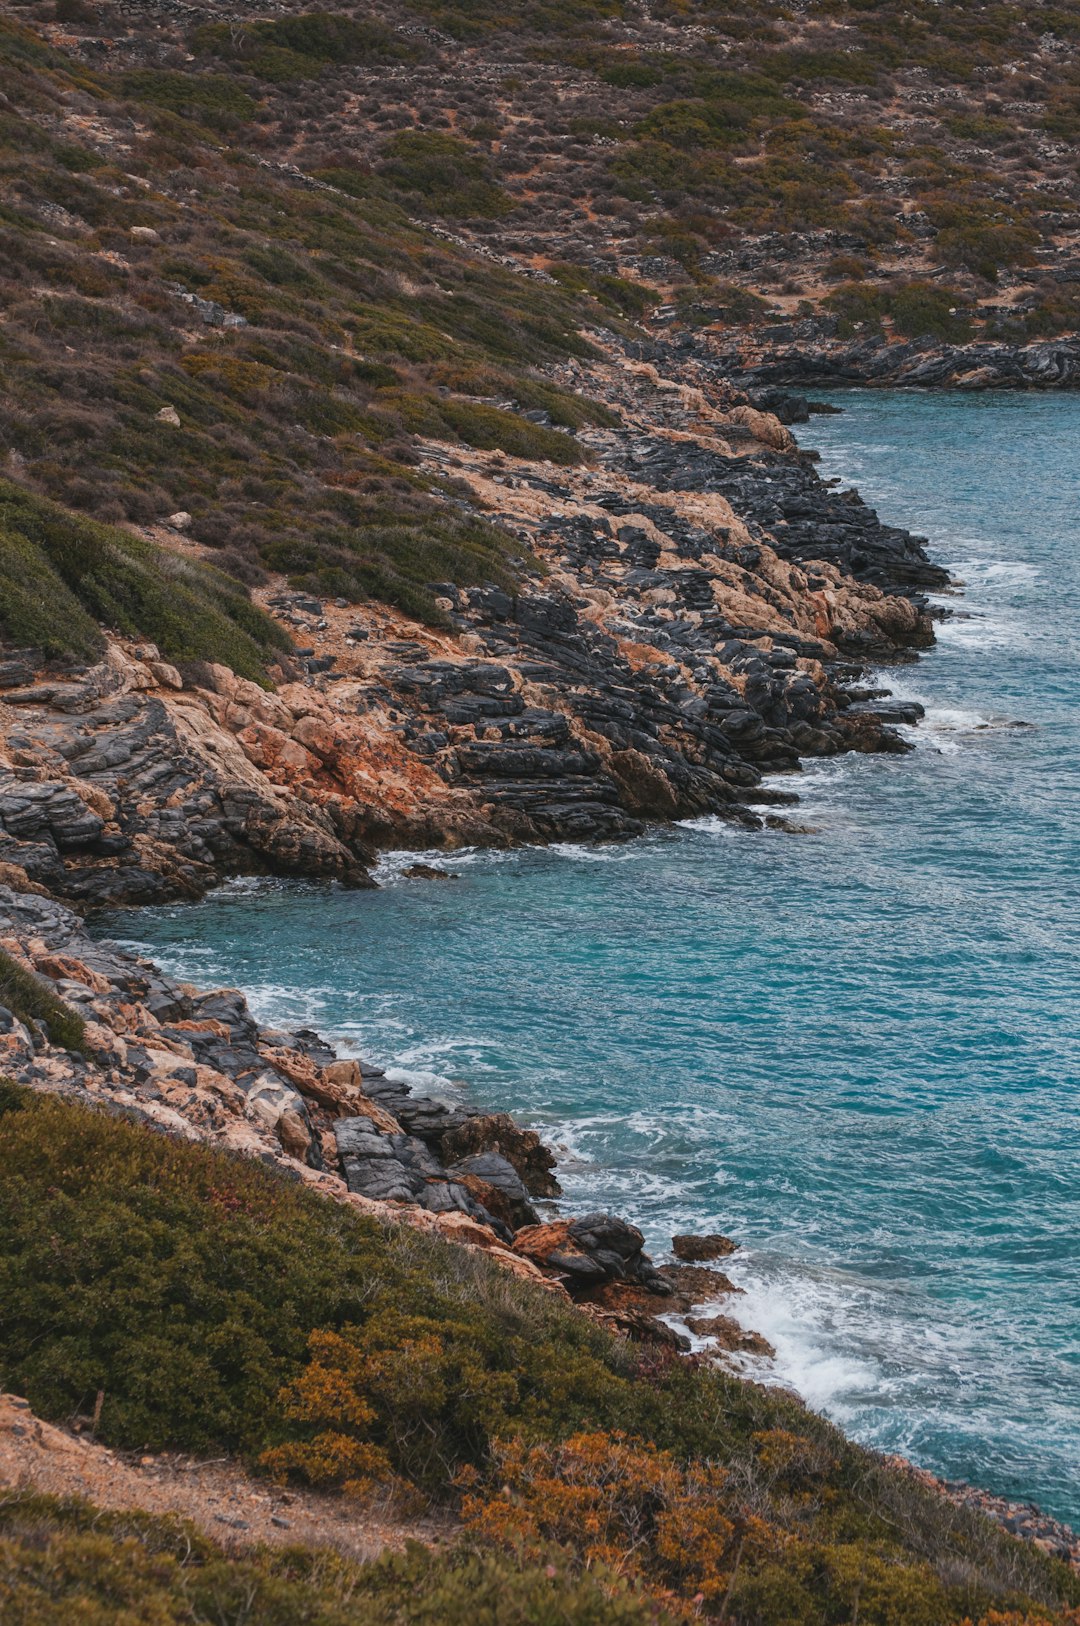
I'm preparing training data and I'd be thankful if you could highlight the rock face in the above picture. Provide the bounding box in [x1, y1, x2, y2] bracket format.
[334, 1116, 513, 1235]
[0, 343, 945, 909]
[713, 331, 1080, 394]
[0, 648, 373, 908]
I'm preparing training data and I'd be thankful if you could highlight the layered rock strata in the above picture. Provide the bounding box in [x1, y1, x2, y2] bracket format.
[711, 329, 1080, 393]
[0, 352, 942, 908]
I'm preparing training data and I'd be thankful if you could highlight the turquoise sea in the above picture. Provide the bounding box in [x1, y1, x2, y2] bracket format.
[100, 391, 1080, 1524]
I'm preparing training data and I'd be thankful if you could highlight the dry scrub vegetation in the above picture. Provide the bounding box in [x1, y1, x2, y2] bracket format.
[1, 1086, 1078, 1624]
[2, 0, 1080, 653]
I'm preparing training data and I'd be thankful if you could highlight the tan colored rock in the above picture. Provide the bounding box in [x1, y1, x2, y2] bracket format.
[150, 661, 183, 690]
[171, 1018, 232, 1042]
[686, 1313, 775, 1357]
[727, 403, 795, 451]
[277, 1108, 312, 1160]
[345, 1094, 403, 1134]
[659, 1263, 743, 1312]
[672, 1232, 738, 1262]
[32, 953, 110, 994]
[292, 715, 341, 767]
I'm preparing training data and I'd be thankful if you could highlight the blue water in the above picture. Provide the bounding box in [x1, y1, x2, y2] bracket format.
[99, 391, 1080, 1524]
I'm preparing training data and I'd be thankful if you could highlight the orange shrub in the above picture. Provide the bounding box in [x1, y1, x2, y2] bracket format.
[461, 1430, 776, 1613]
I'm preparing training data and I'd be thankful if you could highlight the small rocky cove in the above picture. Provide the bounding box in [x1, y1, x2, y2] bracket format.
[0, 878, 769, 1361]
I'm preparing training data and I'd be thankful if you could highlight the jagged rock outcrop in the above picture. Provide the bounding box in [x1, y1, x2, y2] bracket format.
[0, 348, 946, 909]
[712, 331, 1080, 394]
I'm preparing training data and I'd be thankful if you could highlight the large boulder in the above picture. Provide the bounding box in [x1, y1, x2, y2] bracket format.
[440, 1110, 560, 1197]
[445, 1151, 539, 1230]
[512, 1212, 670, 1295]
[672, 1232, 738, 1262]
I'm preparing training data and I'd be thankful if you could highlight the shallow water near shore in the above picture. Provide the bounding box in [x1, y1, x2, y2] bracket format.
[100, 390, 1080, 1525]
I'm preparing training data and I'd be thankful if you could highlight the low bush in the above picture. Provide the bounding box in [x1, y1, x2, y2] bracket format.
[118, 70, 259, 127]
[438, 397, 585, 463]
[378, 131, 514, 220]
[923, 197, 1040, 282]
[0, 1493, 669, 1626]
[1, 1088, 1076, 1624]
[0, 954, 85, 1054]
[825, 280, 973, 342]
[0, 480, 289, 679]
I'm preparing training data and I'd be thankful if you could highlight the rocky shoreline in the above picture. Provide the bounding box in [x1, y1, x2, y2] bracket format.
[2, 878, 1078, 1572]
[5, 330, 1074, 1570]
[707, 327, 1080, 396]
[0, 340, 946, 912]
[0, 880, 761, 1360]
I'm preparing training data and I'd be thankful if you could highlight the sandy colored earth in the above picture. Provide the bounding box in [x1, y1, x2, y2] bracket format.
[0, 1392, 452, 1557]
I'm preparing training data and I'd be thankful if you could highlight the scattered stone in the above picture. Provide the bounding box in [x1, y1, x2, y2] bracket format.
[659, 1263, 743, 1312]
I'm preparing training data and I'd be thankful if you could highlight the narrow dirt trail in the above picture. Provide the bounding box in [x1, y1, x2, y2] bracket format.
[0, 1392, 453, 1557]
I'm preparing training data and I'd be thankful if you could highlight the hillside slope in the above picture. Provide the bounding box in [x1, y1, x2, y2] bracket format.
[1, 1078, 1078, 1625]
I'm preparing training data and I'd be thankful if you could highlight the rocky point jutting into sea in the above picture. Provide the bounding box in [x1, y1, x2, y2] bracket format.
[0, 347, 944, 909]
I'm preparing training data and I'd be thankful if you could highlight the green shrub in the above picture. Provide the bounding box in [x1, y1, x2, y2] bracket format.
[0, 1494, 669, 1626]
[924, 197, 1040, 282]
[888, 281, 973, 341]
[825, 280, 973, 342]
[549, 262, 655, 320]
[0, 953, 86, 1053]
[438, 398, 586, 464]
[119, 70, 259, 124]
[0, 480, 289, 679]
[248, 11, 411, 64]
[192, 13, 417, 83]
[0, 1088, 627, 1462]
[427, 362, 619, 428]
[378, 131, 514, 220]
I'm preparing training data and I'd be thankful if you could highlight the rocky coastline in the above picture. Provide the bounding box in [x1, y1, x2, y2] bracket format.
[0, 343, 945, 912]
[5, 332, 1075, 1571]
[0, 879, 764, 1360]
[708, 327, 1080, 396]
